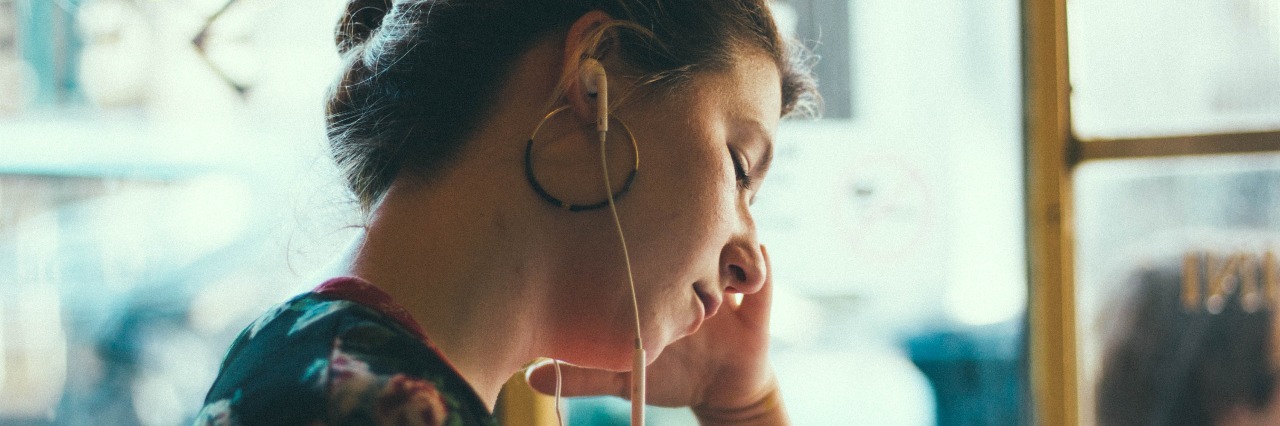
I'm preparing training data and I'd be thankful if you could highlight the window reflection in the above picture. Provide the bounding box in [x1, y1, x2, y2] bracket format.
[1076, 154, 1280, 424]
[1095, 251, 1280, 425]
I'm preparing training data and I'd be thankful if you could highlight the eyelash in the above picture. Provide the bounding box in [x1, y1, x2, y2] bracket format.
[730, 152, 754, 190]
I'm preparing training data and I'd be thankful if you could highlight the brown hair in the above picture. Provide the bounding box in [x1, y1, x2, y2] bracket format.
[1096, 260, 1277, 425]
[325, 0, 820, 211]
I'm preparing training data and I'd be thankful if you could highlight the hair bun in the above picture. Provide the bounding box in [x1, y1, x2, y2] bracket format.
[336, 0, 394, 54]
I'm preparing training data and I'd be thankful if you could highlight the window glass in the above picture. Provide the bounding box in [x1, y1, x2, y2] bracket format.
[1074, 154, 1280, 424]
[1068, 0, 1280, 138]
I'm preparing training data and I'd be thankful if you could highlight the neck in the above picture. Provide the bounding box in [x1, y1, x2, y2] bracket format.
[332, 39, 574, 409]
[340, 177, 555, 410]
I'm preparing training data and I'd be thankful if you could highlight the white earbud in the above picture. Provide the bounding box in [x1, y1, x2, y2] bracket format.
[581, 58, 608, 133]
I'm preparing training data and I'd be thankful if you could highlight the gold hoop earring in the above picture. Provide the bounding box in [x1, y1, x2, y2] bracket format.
[525, 105, 639, 212]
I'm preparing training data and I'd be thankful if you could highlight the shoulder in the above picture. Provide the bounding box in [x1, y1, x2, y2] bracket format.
[197, 292, 494, 425]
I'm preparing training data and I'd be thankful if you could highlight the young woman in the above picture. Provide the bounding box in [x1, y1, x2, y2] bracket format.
[197, 0, 818, 424]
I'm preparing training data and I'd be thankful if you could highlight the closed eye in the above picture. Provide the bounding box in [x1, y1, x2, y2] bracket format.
[730, 151, 754, 191]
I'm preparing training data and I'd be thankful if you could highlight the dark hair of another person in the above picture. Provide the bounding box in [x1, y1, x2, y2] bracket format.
[325, 0, 821, 211]
[1096, 262, 1277, 425]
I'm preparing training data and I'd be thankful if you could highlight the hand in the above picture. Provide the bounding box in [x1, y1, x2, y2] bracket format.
[526, 246, 787, 425]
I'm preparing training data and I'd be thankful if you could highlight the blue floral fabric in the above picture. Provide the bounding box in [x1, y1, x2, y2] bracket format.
[196, 286, 496, 426]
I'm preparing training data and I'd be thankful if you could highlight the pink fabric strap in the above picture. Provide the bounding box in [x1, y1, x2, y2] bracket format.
[313, 276, 430, 342]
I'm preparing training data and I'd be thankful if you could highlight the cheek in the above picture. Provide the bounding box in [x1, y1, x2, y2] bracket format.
[637, 141, 733, 257]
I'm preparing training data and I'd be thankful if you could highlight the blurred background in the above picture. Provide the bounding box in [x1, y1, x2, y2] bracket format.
[5, 0, 1272, 424]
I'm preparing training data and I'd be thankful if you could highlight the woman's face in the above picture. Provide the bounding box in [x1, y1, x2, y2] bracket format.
[549, 51, 781, 369]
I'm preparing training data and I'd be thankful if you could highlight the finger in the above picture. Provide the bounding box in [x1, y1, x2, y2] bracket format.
[525, 360, 630, 399]
[735, 244, 774, 325]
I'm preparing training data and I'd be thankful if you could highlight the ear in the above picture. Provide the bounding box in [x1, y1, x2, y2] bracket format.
[562, 11, 614, 124]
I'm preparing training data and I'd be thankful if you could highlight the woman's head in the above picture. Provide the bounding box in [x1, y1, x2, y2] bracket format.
[325, 0, 818, 212]
[328, 0, 818, 370]
[1097, 253, 1280, 425]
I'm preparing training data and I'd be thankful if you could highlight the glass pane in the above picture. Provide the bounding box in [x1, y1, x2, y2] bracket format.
[1075, 153, 1280, 424]
[754, 1, 1027, 424]
[1068, 0, 1280, 138]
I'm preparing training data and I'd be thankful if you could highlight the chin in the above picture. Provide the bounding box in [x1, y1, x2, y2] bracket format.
[556, 335, 642, 372]
[562, 349, 640, 373]
[560, 331, 672, 373]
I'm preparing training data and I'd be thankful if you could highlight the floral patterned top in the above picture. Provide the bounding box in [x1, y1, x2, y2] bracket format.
[196, 277, 497, 426]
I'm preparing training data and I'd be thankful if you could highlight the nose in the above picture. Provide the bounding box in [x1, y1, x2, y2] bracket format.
[720, 241, 767, 295]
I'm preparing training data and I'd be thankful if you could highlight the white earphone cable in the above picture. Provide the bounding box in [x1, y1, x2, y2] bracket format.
[586, 61, 644, 424]
[554, 359, 564, 426]
[599, 129, 644, 344]
[600, 128, 646, 426]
